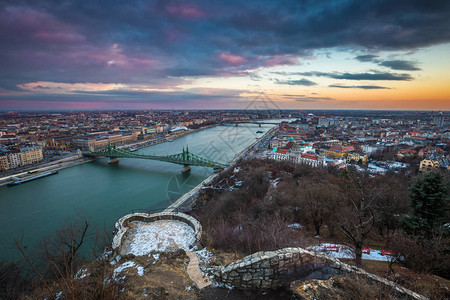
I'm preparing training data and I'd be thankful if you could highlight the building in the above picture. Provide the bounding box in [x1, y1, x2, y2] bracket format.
[299, 153, 326, 167]
[270, 148, 327, 168]
[20, 145, 44, 165]
[419, 158, 441, 172]
[328, 145, 355, 159]
[347, 151, 368, 164]
[270, 137, 290, 149]
[432, 111, 444, 127]
[396, 149, 417, 158]
[271, 148, 289, 161]
[0, 155, 8, 171]
[6, 152, 23, 169]
[419, 154, 449, 172]
[73, 138, 108, 150]
[73, 132, 138, 150]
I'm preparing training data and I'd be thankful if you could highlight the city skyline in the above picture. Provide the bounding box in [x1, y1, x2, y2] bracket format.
[1, 0, 450, 111]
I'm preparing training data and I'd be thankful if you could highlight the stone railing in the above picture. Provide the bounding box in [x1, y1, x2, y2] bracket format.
[112, 212, 202, 255]
[213, 247, 427, 300]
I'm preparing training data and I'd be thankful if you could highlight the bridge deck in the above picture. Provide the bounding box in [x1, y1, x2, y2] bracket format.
[83, 145, 226, 168]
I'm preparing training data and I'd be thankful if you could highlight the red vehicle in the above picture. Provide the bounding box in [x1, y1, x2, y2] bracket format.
[323, 246, 339, 252]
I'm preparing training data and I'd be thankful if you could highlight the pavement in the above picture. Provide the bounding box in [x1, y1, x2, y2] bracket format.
[185, 251, 212, 290]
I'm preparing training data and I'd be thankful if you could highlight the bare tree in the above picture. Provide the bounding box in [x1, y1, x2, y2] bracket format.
[339, 170, 379, 266]
[372, 174, 409, 240]
[297, 180, 343, 237]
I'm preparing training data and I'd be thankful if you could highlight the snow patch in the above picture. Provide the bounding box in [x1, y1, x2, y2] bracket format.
[269, 177, 281, 187]
[113, 261, 145, 280]
[288, 223, 303, 229]
[307, 243, 391, 262]
[56, 291, 63, 300]
[74, 268, 90, 279]
[123, 220, 196, 255]
[194, 248, 213, 265]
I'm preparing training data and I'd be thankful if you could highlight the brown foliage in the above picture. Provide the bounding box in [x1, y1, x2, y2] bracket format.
[389, 231, 450, 278]
[203, 214, 304, 254]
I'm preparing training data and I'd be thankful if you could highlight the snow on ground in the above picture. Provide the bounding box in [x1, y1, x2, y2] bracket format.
[74, 268, 90, 279]
[194, 248, 213, 265]
[269, 177, 281, 187]
[113, 261, 145, 280]
[56, 291, 63, 300]
[307, 243, 391, 262]
[123, 220, 196, 255]
[288, 223, 303, 229]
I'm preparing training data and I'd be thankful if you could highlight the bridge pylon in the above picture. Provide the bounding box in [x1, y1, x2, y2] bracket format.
[109, 157, 119, 163]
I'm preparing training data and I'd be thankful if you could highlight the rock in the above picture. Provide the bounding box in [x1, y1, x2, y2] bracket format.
[242, 273, 252, 281]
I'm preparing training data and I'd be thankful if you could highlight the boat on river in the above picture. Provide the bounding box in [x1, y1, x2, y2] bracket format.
[7, 170, 59, 187]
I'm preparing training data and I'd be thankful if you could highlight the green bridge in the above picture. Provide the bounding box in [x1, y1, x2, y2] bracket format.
[82, 144, 227, 172]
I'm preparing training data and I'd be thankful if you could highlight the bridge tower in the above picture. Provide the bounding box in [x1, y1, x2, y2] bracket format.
[182, 146, 191, 172]
[108, 143, 119, 163]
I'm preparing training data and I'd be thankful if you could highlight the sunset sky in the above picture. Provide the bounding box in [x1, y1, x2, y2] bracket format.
[1, 0, 449, 111]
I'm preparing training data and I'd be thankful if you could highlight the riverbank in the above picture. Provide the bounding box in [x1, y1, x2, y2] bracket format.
[0, 155, 96, 187]
[164, 125, 279, 212]
[0, 124, 218, 186]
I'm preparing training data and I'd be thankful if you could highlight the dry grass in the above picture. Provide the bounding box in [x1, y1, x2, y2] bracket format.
[342, 259, 450, 300]
[112, 253, 198, 300]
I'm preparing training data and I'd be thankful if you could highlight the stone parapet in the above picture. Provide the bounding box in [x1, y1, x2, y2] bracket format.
[213, 247, 427, 300]
[112, 212, 202, 255]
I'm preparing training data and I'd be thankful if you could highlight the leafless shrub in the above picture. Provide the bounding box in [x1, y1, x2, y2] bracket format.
[0, 260, 31, 300]
[389, 230, 450, 278]
[10, 216, 122, 299]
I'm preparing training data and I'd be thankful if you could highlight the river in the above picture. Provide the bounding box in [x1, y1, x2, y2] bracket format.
[0, 122, 281, 261]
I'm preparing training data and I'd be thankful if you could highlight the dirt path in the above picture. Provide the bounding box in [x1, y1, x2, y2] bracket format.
[185, 251, 212, 289]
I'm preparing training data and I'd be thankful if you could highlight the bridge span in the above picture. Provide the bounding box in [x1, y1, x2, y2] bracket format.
[83, 144, 226, 172]
[221, 121, 281, 127]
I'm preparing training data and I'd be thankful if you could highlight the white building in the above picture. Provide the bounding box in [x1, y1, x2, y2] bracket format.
[6, 152, 23, 169]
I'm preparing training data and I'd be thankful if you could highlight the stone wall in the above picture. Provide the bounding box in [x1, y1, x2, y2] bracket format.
[112, 212, 202, 255]
[213, 247, 427, 300]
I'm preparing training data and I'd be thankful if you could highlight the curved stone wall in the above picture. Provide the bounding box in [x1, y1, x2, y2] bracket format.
[112, 212, 202, 254]
[213, 247, 426, 300]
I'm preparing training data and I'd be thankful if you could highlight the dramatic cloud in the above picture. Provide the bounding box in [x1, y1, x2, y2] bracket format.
[329, 84, 390, 89]
[355, 54, 379, 62]
[377, 60, 421, 71]
[299, 71, 413, 81]
[274, 78, 317, 86]
[0, 0, 449, 109]
[295, 96, 334, 102]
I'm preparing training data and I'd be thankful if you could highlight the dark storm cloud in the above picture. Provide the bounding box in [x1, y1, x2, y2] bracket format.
[299, 71, 413, 81]
[377, 60, 421, 71]
[274, 78, 317, 86]
[355, 55, 379, 62]
[0, 0, 449, 100]
[3, 86, 245, 103]
[329, 84, 390, 89]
